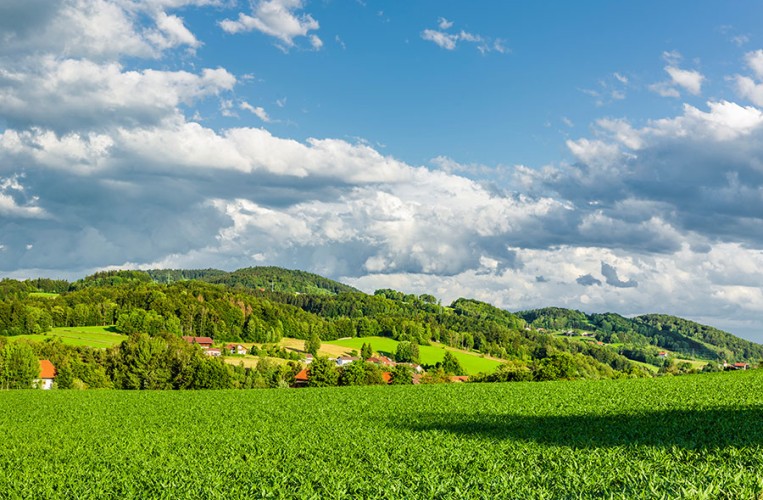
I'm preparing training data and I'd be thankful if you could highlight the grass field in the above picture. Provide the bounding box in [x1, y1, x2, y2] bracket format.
[27, 292, 60, 298]
[1, 370, 762, 498]
[326, 336, 503, 375]
[6, 325, 127, 348]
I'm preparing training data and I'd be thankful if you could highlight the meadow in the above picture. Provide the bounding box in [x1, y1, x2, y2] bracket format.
[1, 370, 762, 498]
[7, 325, 127, 348]
[325, 336, 503, 375]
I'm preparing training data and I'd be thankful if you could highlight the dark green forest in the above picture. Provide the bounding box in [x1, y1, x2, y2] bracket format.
[0, 267, 760, 390]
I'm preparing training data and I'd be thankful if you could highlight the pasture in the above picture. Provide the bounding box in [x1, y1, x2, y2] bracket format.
[6, 325, 127, 348]
[2, 370, 761, 498]
[326, 336, 503, 375]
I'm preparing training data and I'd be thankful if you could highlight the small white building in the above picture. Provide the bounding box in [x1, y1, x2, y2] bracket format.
[205, 348, 222, 357]
[335, 356, 359, 367]
[34, 360, 56, 390]
[226, 344, 248, 355]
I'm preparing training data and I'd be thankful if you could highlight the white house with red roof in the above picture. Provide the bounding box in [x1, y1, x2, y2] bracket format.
[34, 360, 56, 390]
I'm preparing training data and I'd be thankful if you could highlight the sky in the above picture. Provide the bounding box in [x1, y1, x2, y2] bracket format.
[2, 1, 763, 342]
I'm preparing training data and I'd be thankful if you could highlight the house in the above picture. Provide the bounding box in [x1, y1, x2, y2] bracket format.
[34, 360, 56, 390]
[336, 356, 359, 367]
[450, 376, 469, 383]
[580, 332, 593, 337]
[657, 351, 668, 358]
[226, 344, 247, 355]
[564, 330, 577, 337]
[294, 368, 309, 387]
[205, 348, 222, 357]
[367, 355, 395, 367]
[182, 336, 214, 349]
[732, 362, 750, 370]
[304, 353, 313, 364]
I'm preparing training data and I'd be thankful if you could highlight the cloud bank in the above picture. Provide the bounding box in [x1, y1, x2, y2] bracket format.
[2, 1, 763, 341]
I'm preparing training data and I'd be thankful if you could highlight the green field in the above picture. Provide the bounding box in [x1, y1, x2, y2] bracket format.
[326, 336, 503, 375]
[1, 371, 762, 498]
[7, 325, 127, 348]
[27, 292, 60, 298]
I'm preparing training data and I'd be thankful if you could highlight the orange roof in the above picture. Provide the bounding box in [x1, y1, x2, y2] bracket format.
[381, 372, 392, 384]
[450, 376, 469, 382]
[295, 368, 309, 382]
[39, 359, 56, 379]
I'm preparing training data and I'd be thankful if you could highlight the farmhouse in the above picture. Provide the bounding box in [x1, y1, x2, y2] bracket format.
[182, 336, 214, 349]
[205, 348, 222, 357]
[658, 352, 668, 358]
[35, 360, 56, 390]
[732, 362, 750, 370]
[304, 353, 313, 364]
[336, 356, 359, 367]
[367, 355, 395, 367]
[226, 344, 247, 355]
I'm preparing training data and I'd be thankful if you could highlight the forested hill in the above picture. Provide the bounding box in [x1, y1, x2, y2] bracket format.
[517, 307, 763, 363]
[2, 268, 762, 381]
[147, 267, 360, 295]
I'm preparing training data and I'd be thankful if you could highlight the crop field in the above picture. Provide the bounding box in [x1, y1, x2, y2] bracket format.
[326, 336, 503, 375]
[2, 371, 762, 498]
[6, 325, 127, 348]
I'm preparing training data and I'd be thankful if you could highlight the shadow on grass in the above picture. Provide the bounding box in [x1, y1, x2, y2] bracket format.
[389, 407, 763, 449]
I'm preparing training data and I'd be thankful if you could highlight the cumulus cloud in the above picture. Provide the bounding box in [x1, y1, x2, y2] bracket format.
[219, 0, 321, 50]
[0, 59, 235, 131]
[649, 52, 704, 97]
[5, 0, 763, 343]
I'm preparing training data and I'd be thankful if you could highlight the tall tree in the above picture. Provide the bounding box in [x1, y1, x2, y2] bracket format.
[304, 331, 321, 356]
[360, 342, 373, 360]
[2, 342, 39, 389]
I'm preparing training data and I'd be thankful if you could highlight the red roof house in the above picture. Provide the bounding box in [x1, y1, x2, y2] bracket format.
[35, 360, 56, 390]
[182, 336, 214, 349]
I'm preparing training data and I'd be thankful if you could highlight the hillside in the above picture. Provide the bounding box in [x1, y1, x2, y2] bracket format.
[517, 307, 763, 363]
[148, 267, 360, 295]
[2, 266, 762, 384]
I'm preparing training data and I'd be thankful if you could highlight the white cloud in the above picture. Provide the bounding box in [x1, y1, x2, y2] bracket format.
[648, 82, 681, 98]
[421, 20, 505, 54]
[745, 50, 763, 79]
[0, 58, 235, 130]
[148, 12, 201, 51]
[219, 0, 320, 50]
[421, 29, 457, 50]
[0, 175, 47, 218]
[437, 17, 453, 30]
[665, 66, 704, 95]
[240, 102, 271, 122]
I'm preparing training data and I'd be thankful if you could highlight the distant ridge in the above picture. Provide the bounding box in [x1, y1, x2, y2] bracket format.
[517, 307, 763, 363]
[147, 267, 360, 295]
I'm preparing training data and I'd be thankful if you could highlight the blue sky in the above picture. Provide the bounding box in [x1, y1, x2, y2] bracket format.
[3, 0, 763, 342]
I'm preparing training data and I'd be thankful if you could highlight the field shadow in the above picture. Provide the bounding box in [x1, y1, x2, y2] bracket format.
[390, 407, 763, 449]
